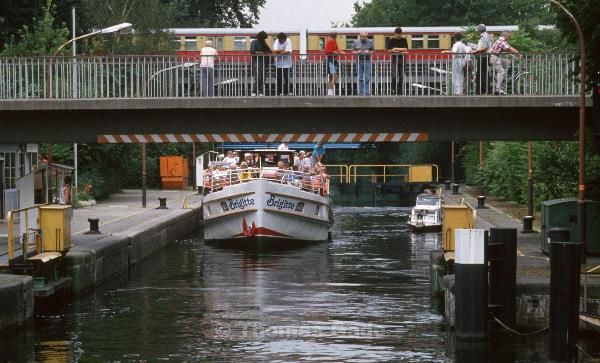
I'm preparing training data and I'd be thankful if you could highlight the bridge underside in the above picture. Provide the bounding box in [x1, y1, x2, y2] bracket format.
[0, 96, 591, 143]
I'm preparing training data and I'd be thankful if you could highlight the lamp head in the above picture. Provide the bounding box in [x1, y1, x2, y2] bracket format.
[100, 22, 132, 34]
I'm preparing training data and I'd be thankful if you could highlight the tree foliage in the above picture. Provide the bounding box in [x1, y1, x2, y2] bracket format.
[551, 0, 600, 83]
[2, 0, 69, 56]
[169, 0, 266, 27]
[352, 0, 553, 27]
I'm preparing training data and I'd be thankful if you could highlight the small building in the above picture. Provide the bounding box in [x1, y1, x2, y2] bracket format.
[0, 144, 38, 220]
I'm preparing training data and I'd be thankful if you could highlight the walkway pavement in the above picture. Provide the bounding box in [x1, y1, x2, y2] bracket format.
[0, 189, 203, 265]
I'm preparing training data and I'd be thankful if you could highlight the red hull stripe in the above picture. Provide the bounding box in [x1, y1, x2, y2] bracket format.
[233, 227, 290, 238]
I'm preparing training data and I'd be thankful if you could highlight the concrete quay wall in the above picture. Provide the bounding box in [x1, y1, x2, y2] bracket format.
[64, 206, 203, 294]
[0, 274, 34, 331]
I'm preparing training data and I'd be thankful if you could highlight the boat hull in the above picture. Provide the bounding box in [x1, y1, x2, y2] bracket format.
[202, 179, 331, 242]
[407, 223, 442, 233]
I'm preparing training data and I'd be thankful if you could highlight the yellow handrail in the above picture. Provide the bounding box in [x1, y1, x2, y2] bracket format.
[348, 164, 439, 184]
[323, 164, 349, 183]
[5, 203, 49, 263]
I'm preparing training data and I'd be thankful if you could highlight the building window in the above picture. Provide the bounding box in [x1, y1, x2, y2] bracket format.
[184, 36, 197, 51]
[428, 35, 440, 49]
[411, 35, 424, 49]
[234, 37, 247, 51]
[2, 152, 16, 189]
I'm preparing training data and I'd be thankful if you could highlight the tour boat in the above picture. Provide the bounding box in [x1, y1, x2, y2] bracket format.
[407, 193, 443, 232]
[197, 150, 333, 243]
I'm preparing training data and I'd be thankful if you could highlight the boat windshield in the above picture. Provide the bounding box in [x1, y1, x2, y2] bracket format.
[416, 195, 440, 206]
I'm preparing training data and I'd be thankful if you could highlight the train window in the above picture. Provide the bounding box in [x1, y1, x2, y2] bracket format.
[233, 37, 247, 51]
[319, 37, 326, 50]
[184, 36, 197, 51]
[345, 36, 357, 50]
[205, 37, 224, 51]
[428, 35, 440, 49]
[411, 35, 424, 49]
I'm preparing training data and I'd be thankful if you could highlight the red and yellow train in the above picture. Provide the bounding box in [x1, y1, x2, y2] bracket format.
[169, 26, 520, 57]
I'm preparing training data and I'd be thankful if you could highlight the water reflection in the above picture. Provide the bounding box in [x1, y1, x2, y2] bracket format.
[5, 207, 595, 361]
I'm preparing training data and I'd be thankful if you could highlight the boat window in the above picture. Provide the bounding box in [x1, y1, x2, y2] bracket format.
[416, 196, 440, 206]
[221, 202, 229, 211]
[295, 202, 305, 212]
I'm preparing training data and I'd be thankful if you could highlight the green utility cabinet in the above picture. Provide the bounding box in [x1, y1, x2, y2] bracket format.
[540, 198, 600, 255]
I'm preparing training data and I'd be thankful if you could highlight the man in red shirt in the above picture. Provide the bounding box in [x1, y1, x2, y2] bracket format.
[324, 32, 344, 96]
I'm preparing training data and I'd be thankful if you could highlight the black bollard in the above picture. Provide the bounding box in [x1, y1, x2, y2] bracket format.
[477, 195, 486, 209]
[455, 229, 488, 339]
[452, 183, 460, 195]
[522, 215, 534, 233]
[488, 228, 517, 329]
[84, 218, 101, 235]
[548, 241, 580, 361]
[157, 197, 168, 209]
[445, 180, 451, 190]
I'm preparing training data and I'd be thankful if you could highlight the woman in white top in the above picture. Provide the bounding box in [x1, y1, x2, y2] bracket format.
[199, 40, 219, 96]
[443, 33, 471, 95]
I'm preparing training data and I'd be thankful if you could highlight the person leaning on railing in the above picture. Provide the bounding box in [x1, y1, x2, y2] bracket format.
[489, 32, 521, 95]
[387, 27, 409, 95]
[199, 40, 218, 97]
[227, 162, 240, 185]
[250, 31, 272, 96]
[470, 24, 491, 95]
[442, 32, 471, 95]
[240, 162, 252, 182]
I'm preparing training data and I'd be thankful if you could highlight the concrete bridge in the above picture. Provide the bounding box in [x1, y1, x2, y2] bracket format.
[0, 96, 591, 143]
[0, 53, 591, 143]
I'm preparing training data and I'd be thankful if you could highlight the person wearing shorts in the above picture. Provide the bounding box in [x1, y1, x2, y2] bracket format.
[324, 32, 344, 96]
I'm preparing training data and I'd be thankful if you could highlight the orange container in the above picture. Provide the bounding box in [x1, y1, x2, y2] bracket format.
[160, 156, 189, 189]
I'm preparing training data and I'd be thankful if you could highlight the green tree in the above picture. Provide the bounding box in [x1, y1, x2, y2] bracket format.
[169, 0, 266, 27]
[2, 0, 69, 56]
[352, 0, 553, 27]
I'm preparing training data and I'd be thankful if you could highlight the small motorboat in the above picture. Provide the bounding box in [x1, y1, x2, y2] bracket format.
[407, 193, 443, 232]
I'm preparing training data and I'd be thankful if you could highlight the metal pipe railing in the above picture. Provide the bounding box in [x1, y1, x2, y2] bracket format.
[0, 53, 579, 99]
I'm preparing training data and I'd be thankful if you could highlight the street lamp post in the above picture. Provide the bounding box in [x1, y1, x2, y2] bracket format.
[549, 0, 586, 259]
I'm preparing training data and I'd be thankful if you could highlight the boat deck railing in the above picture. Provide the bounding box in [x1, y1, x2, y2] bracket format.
[203, 167, 330, 195]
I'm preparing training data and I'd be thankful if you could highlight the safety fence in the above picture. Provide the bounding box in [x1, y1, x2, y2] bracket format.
[0, 53, 578, 99]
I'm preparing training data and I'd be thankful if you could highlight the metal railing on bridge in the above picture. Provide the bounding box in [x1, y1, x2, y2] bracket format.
[0, 53, 578, 99]
[341, 164, 439, 184]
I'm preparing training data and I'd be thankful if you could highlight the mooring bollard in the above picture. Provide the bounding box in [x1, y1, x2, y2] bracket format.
[452, 183, 460, 195]
[488, 228, 517, 328]
[477, 195, 486, 209]
[455, 229, 488, 339]
[548, 240, 580, 361]
[444, 180, 451, 190]
[84, 218, 101, 235]
[158, 197, 168, 209]
[522, 215, 534, 233]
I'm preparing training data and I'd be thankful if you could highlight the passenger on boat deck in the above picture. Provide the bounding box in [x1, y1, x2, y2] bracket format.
[217, 154, 225, 161]
[243, 152, 256, 167]
[294, 150, 311, 171]
[223, 150, 237, 163]
[276, 160, 289, 183]
[227, 162, 240, 185]
[240, 161, 252, 182]
[233, 151, 240, 163]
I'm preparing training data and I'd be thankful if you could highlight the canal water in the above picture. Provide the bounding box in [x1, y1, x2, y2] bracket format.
[0, 207, 580, 362]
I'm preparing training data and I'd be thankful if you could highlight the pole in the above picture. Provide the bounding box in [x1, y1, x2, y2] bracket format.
[451, 140, 455, 185]
[549, 0, 587, 261]
[72, 8, 78, 192]
[455, 229, 488, 339]
[548, 241, 580, 361]
[142, 143, 147, 208]
[477, 141, 486, 208]
[192, 142, 196, 190]
[522, 142, 534, 232]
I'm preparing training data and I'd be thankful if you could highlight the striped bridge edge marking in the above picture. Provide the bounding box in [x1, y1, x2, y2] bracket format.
[97, 133, 429, 143]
